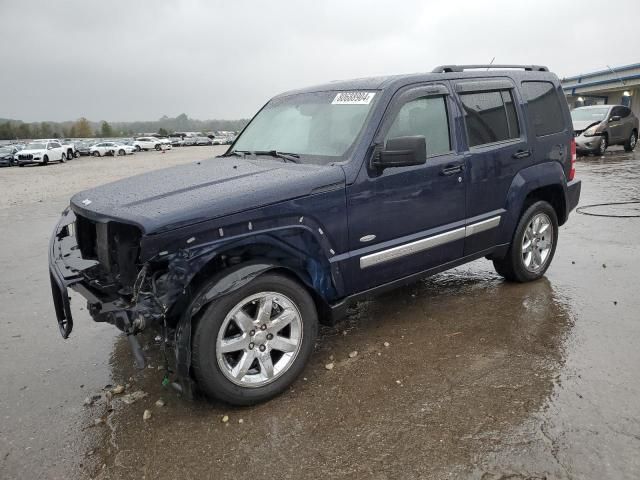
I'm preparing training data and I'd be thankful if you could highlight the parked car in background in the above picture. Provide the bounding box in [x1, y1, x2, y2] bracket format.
[90, 142, 136, 156]
[35, 139, 77, 160]
[49, 64, 581, 405]
[183, 136, 198, 146]
[572, 105, 638, 155]
[75, 140, 97, 156]
[0, 144, 23, 166]
[133, 137, 162, 151]
[170, 137, 185, 147]
[212, 135, 228, 145]
[16, 140, 67, 166]
[196, 136, 212, 146]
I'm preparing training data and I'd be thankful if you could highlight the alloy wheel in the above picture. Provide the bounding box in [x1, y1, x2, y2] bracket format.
[521, 213, 553, 273]
[216, 292, 303, 388]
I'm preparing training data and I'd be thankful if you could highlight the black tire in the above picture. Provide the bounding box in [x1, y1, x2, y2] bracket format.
[60, 153, 66, 163]
[74, 151, 80, 158]
[118, 149, 125, 156]
[598, 135, 608, 155]
[92, 151, 100, 157]
[43, 155, 49, 165]
[624, 130, 637, 152]
[492, 200, 558, 283]
[192, 273, 318, 405]
[135, 145, 141, 152]
[155, 144, 161, 151]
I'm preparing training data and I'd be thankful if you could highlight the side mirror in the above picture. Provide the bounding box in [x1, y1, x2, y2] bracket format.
[372, 136, 427, 170]
[47, 146, 53, 150]
[609, 115, 621, 122]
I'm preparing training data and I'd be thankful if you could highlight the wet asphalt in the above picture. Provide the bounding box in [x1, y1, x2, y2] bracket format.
[1, 147, 639, 479]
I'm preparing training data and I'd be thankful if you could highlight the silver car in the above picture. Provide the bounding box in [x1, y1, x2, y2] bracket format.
[572, 105, 638, 155]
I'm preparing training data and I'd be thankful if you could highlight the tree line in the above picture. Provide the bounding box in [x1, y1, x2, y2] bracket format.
[0, 114, 249, 140]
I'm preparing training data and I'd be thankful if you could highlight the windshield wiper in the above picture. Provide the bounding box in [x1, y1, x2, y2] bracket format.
[222, 150, 246, 158]
[251, 150, 300, 163]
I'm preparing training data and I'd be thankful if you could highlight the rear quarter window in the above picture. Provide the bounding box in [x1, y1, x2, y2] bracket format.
[521, 81, 565, 136]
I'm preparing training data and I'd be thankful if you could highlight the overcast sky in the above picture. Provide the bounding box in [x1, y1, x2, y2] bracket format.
[2, 0, 639, 122]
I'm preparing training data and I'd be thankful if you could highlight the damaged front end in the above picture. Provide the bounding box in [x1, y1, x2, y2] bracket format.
[49, 206, 338, 397]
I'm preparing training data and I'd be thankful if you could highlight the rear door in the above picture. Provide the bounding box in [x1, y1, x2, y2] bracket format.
[453, 78, 530, 255]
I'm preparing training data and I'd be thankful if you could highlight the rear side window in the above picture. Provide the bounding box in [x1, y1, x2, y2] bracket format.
[521, 81, 565, 136]
[459, 90, 520, 147]
[385, 96, 451, 156]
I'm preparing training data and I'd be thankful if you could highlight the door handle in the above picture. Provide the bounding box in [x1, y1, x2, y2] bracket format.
[440, 164, 464, 176]
[512, 150, 531, 159]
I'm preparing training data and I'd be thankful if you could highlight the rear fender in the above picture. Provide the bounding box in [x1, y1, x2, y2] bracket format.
[498, 161, 567, 245]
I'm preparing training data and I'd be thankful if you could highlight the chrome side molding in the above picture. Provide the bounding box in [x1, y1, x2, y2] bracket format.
[360, 216, 501, 269]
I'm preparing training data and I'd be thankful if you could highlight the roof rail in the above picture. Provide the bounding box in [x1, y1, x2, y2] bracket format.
[432, 64, 549, 73]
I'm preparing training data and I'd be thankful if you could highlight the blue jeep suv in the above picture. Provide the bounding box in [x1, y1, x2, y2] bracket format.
[49, 64, 581, 405]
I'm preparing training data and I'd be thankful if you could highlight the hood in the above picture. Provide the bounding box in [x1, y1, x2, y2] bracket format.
[19, 148, 46, 155]
[572, 120, 601, 131]
[70, 157, 346, 234]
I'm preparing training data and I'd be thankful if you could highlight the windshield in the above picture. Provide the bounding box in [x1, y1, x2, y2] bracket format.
[231, 90, 378, 163]
[26, 143, 46, 149]
[571, 107, 609, 122]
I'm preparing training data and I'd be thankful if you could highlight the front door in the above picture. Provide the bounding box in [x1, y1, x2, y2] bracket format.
[345, 83, 466, 293]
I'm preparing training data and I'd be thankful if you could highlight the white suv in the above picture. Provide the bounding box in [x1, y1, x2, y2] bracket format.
[133, 137, 172, 151]
[16, 140, 67, 166]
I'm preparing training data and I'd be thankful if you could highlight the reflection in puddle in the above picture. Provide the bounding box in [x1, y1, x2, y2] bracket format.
[85, 265, 574, 479]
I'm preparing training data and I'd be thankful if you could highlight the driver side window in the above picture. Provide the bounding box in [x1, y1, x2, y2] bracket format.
[385, 96, 451, 156]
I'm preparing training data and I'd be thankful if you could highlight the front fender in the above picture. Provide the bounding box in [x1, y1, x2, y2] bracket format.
[498, 161, 567, 245]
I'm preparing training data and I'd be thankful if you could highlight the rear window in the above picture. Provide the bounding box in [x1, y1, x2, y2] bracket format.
[459, 90, 520, 147]
[521, 81, 565, 136]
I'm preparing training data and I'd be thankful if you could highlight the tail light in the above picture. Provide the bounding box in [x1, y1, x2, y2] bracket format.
[569, 138, 576, 181]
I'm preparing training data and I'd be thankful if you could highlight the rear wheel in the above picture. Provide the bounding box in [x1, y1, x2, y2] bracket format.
[624, 130, 637, 152]
[118, 149, 125, 156]
[43, 155, 49, 165]
[155, 144, 161, 151]
[493, 201, 558, 282]
[60, 153, 66, 163]
[135, 145, 141, 152]
[192, 273, 317, 405]
[92, 151, 100, 157]
[598, 135, 608, 155]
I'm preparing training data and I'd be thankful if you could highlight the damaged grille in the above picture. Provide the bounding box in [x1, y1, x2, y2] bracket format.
[74, 213, 142, 290]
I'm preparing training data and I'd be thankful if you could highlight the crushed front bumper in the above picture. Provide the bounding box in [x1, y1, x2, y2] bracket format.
[49, 208, 99, 338]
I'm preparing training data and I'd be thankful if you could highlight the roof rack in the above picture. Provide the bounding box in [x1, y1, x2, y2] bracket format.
[432, 64, 549, 73]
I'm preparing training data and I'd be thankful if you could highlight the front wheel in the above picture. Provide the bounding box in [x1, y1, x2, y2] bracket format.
[624, 131, 637, 152]
[493, 201, 558, 283]
[598, 135, 608, 155]
[135, 145, 141, 152]
[60, 153, 66, 163]
[92, 151, 100, 157]
[155, 144, 161, 151]
[43, 155, 49, 165]
[192, 273, 317, 405]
